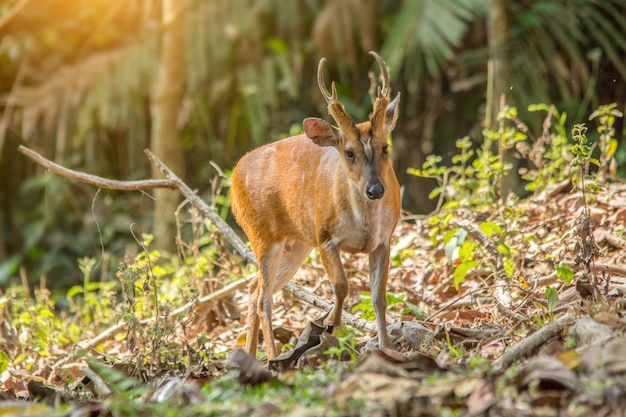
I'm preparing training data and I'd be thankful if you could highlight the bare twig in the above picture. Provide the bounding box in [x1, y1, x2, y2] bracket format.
[18, 146, 176, 191]
[143, 148, 255, 265]
[0, 0, 30, 33]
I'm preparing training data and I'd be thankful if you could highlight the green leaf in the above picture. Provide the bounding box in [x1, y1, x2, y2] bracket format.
[67, 285, 84, 299]
[528, 103, 551, 112]
[606, 138, 618, 158]
[454, 260, 478, 290]
[555, 262, 574, 284]
[406, 167, 422, 177]
[458, 240, 475, 262]
[545, 287, 559, 312]
[497, 242, 511, 257]
[586, 183, 604, 192]
[428, 188, 442, 199]
[503, 258, 515, 278]
[0, 351, 9, 374]
[479, 221, 503, 237]
[588, 158, 601, 167]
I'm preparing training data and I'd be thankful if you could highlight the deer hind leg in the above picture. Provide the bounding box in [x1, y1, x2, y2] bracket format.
[246, 240, 285, 359]
[272, 240, 312, 292]
[245, 276, 261, 356]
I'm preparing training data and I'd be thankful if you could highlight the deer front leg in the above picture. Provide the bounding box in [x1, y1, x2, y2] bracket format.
[319, 239, 349, 331]
[370, 244, 391, 349]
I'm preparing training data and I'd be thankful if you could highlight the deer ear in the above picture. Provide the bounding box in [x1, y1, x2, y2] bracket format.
[385, 92, 401, 133]
[303, 118, 339, 147]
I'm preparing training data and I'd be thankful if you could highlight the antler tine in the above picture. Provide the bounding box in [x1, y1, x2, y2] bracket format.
[368, 51, 390, 97]
[317, 57, 336, 104]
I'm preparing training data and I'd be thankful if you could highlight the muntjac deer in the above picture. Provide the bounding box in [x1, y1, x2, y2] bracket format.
[230, 51, 401, 359]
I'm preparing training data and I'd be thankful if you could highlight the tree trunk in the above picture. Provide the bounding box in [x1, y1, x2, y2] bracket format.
[150, 0, 186, 251]
[488, 0, 518, 199]
[487, 0, 508, 128]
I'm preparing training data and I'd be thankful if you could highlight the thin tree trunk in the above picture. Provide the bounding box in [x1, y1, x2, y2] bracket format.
[487, 0, 508, 127]
[150, 0, 186, 251]
[488, 0, 518, 199]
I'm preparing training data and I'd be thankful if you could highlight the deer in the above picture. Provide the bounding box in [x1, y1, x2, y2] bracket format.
[230, 51, 401, 360]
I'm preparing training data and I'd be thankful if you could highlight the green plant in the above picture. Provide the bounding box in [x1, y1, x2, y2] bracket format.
[443, 221, 516, 290]
[409, 105, 527, 211]
[555, 262, 574, 284]
[2, 283, 82, 370]
[326, 330, 360, 363]
[443, 228, 478, 291]
[351, 291, 422, 320]
[522, 103, 572, 192]
[67, 257, 118, 327]
[476, 105, 528, 203]
[116, 244, 191, 371]
[571, 123, 602, 200]
[408, 137, 477, 211]
[545, 287, 559, 312]
[589, 103, 623, 182]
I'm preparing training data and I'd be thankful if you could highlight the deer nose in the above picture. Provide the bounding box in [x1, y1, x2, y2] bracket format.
[366, 183, 385, 200]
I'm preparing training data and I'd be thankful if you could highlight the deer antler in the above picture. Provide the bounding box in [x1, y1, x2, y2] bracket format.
[317, 57, 355, 133]
[369, 51, 391, 136]
[317, 58, 337, 104]
[369, 51, 390, 98]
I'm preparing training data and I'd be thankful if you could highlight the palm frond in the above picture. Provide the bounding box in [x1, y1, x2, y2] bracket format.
[381, 0, 488, 84]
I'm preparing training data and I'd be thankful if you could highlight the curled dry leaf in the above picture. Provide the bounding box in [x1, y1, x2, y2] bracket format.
[268, 321, 332, 373]
[226, 349, 270, 386]
[514, 356, 580, 393]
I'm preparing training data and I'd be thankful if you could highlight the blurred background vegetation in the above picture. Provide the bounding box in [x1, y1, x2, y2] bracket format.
[0, 0, 625, 290]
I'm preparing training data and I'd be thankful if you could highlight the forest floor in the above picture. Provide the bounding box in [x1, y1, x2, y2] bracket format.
[2, 181, 626, 416]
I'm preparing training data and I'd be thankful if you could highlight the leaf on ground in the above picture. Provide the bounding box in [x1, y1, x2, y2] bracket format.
[268, 321, 332, 372]
[226, 349, 270, 386]
[466, 378, 496, 414]
[514, 357, 580, 392]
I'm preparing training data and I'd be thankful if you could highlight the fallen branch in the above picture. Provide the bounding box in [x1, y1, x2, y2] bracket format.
[493, 313, 575, 370]
[18, 145, 177, 191]
[284, 281, 376, 333]
[19, 145, 377, 342]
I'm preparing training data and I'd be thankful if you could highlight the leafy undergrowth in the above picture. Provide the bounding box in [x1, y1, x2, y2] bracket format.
[2, 103, 626, 416]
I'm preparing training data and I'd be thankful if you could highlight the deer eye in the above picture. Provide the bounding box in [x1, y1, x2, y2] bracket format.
[345, 149, 355, 162]
[382, 145, 389, 154]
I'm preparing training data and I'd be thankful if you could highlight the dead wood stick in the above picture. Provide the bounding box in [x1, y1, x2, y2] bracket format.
[20, 146, 376, 336]
[283, 281, 377, 333]
[493, 313, 574, 370]
[566, 261, 626, 277]
[18, 145, 177, 191]
[143, 148, 256, 264]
